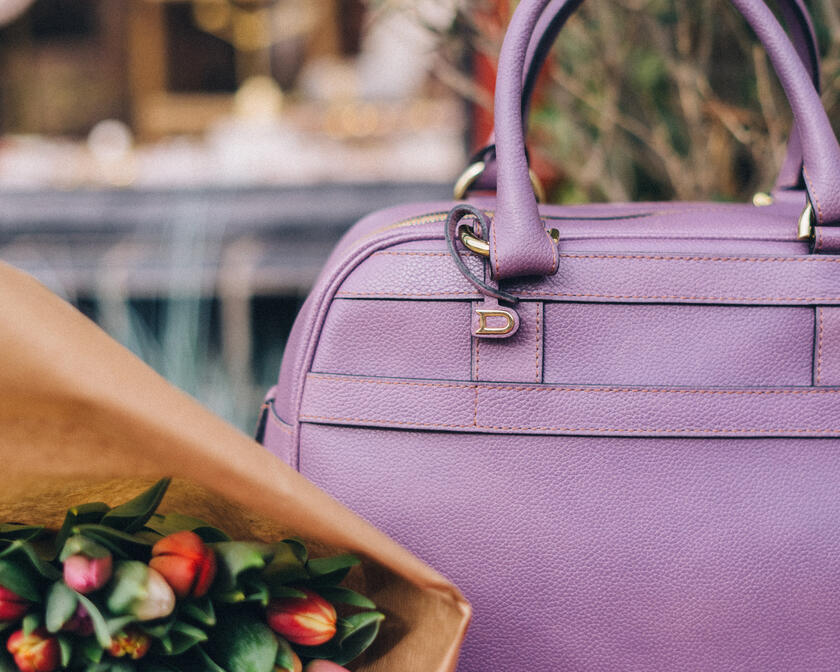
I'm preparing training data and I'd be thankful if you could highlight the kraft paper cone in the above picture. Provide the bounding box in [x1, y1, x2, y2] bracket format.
[0, 262, 470, 671]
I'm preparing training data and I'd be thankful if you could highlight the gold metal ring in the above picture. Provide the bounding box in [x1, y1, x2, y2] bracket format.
[798, 202, 814, 240]
[459, 225, 490, 257]
[453, 161, 547, 203]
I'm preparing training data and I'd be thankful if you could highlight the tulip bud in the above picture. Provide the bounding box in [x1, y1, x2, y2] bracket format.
[266, 588, 337, 646]
[63, 552, 113, 594]
[0, 586, 31, 622]
[107, 561, 175, 621]
[275, 636, 303, 672]
[108, 627, 151, 660]
[149, 531, 217, 599]
[303, 661, 351, 672]
[6, 628, 60, 672]
[61, 604, 94, 637]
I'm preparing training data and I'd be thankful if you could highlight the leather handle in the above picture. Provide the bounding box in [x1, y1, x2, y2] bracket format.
[490, 0, 840, 280]
[474, 0, 820, 194]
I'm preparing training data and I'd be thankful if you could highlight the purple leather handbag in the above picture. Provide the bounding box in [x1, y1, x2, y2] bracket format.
[260, 0, 840, 668]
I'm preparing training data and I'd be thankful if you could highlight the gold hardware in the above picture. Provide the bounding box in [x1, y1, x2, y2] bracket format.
[459, 226, 491, 257]
[475, 308, 517, 336]
[549, 228, 560, 242]
[453, 161, 547, 203]
[798, 202, 814, 240]
[752, 192, 774, 207]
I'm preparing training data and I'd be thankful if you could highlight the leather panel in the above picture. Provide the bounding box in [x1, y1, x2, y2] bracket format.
[312, 299, 472, 380]
[544, 303, 813, 386]
[300, 373, 840, 437]
[299, 424, 840, 672]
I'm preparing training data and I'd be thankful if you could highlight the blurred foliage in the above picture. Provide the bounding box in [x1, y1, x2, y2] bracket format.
[415, 0, 840, 203]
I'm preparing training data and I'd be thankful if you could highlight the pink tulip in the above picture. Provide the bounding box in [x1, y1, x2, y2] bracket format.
[303, 661, 351, 672]
[63, 552, 113, 594]
[266, 588, 337, 646]
[6, 628, 60, 672]
[149, 531, 217, 599]
[0, 586, 30, 622]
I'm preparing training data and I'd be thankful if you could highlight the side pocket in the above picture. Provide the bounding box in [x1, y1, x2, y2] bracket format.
[261, 399, 297, 469]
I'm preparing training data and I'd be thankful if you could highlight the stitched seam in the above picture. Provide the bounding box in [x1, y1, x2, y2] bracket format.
[307, 374, 840, 395]
[299, 414, 840, 434]
[803, 166, 824, 223]
[375, 251, 840, 264]
[268, 409, 294, 434]
[491, 214, 501, 276]
[818, 225, 824, 251]
[818, 307, 824, 385]
[337, 290, 840, 302]
[535, 303, 541, 383]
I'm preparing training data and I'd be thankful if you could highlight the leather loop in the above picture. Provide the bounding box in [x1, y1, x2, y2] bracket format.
[491, 0, 840, 279]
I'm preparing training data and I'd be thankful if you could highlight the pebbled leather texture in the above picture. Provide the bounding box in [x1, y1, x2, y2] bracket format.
[258, 3, 840, 670]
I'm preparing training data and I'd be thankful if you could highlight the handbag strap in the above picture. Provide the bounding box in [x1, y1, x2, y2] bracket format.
[488, 0, 840, 280]
[471, 0, 820, 194]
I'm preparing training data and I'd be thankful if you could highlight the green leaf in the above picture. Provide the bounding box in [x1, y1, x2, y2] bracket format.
[76, 592, 115, 648]
[210, 543, 273, 593]
[266, 586, 307, 600]
[181, 596, 215, 627]
[0, 651, 18, 672]
[79, 635, 104, 664]
[55, 502, 110, 554]
[59, 534, 111, 561]
[57, 634, 73, 668]
[0, 525, 45, 543]
[143, 514, 230, 543]
[306, 554, 360, 586]
[101, 479, 171, 533]
[332, 611, 386, 666]
[168, 621, 208, 656]
[194, 646, 229, 672]
[0, 559, 40, 602]
[22, 612, 40, 635]
[262, 542, 308, 589]
[106, 615, 135, 636]
[205, 612, 277, 672]
[274, 637, 297, 672]
[45, 582, 79, 633]
[313, 586, 376, 610]
[74, 525, 152, 560]
[0, 540, 61, 581]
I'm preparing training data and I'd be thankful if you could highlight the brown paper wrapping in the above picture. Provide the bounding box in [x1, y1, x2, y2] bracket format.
[0, 262, 470, 671]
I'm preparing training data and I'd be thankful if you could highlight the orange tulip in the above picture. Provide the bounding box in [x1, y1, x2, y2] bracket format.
[108, 627, 151, 660]
[266, 588, 337, 647]
[6, 628, 60, 672]
[149, 531, 217, 599]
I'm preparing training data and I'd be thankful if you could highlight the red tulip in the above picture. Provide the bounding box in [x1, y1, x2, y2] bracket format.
[63, 552, 113, 594]
[149, 531, 217, 599]
[266, 588, 337, 646]
[0, 586, 30, 622]
[303, 661, 351, 672]
[6, 628, 60, 672]
[108, 627, 151, 660]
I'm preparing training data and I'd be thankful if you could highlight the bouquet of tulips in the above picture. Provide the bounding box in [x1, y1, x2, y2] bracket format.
[0, 479, 383, 672]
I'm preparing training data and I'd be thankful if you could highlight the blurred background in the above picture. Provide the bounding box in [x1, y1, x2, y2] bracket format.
[0, 0, 836, 431]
